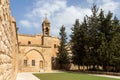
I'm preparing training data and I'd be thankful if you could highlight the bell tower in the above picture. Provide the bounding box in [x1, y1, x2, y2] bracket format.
[42, 15, 50, 36]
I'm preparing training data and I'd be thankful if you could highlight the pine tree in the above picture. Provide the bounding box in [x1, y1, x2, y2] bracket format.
[58, 26, 69, 69]
[97, 11, 120, 71]
[80, 18, 90, 70]
[71, 18, 89, 70]
[70, 4, 120, 72]
[87, 5, 100, 70]
[70, 19, 81, 70]
[109, 16, 120, 72]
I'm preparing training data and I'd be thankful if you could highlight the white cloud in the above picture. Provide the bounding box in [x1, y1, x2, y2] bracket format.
[87, 0, 94, 4]
[19, 20, 31, 27]
[102, 0, 112, 3]
[19, 0, 92, 37]
[50, 6, 91, 36]
[100, 1, 119, 13]
[18, 0, 120, 37]
[19, 20, 39, 28]
[87, 0, 119, 14]
[26, 0, 66, 19]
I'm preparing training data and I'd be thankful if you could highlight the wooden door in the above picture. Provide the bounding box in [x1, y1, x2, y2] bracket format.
[40, 61, 43, 69]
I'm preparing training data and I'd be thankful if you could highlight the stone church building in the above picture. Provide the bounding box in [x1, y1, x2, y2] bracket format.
[0, 0, 60, 79]
[18, 17, 60, 72]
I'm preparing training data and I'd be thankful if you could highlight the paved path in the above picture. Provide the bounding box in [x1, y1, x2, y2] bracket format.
[92, 74, 120, 79]
[16, 72, 40, 80]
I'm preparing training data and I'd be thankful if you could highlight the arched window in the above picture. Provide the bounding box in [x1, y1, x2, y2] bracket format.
[45, 27, 49, 36]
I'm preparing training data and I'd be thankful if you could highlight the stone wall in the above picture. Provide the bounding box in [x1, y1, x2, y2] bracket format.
[0, 0, 18, 80]
[18, 34, 60, 72]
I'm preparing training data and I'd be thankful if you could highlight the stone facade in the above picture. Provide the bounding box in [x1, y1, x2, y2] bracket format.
[18, 18, 60, 72]
[0, 0, 60, 79]
[0, 0, 18, 80]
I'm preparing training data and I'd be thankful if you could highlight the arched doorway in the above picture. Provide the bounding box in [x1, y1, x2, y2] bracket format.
[40, 60, 43, 69]
[22, 49, 45, 72]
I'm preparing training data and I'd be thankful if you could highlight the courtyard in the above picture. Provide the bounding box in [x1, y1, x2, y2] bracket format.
[33, 72, 120, 80]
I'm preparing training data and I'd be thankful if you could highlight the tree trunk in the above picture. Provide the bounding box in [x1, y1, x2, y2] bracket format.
[78, 66, 80, 71]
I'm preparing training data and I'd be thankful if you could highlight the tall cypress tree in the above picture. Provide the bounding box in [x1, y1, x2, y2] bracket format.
[58, 26, 69, 69]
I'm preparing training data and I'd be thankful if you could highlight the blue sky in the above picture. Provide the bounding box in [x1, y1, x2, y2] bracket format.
[10, 0, 120, 37]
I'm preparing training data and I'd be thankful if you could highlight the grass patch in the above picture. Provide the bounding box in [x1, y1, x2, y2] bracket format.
[33, 72, 119, 80]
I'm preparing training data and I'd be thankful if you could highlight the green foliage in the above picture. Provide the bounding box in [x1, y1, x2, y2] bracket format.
[58, 26, 69, 69]
[71, 18, 90, 69]
[70, 19, 81, 66]
[70, 4, 120, 72]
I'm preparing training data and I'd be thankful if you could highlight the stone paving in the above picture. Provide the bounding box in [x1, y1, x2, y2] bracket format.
[16, 72, 40, 80]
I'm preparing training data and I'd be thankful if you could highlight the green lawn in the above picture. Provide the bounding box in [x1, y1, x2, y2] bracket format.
[33, 72, 119, 80]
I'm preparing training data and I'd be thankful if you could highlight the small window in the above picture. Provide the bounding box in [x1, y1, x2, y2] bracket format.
[57, 53, 59, 56]
[24, 60, 27, 66]
[54, 44, 57, 48]
[18, 42, 21, 45]
[28, 41, 31, 44]
[32, 60, 35, 66]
